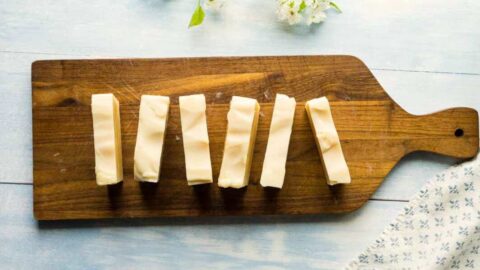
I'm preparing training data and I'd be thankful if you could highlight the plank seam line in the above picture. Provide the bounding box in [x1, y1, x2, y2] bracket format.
[1, 50, 479, 76]
[0, 182, 32, 185]
[0, 181, 411, 203]
[369, 198, 409, 203]
[370, 67, 480, 76]
[0, 50, 94, 57]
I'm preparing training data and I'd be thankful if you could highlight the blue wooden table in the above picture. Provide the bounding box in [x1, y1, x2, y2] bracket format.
[0, 0, 479, 269]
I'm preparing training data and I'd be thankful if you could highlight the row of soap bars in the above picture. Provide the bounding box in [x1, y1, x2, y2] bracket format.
[91, 93, 351, 189]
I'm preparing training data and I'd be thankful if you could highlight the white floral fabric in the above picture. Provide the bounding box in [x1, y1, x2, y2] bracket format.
[347, 153, 480, 270]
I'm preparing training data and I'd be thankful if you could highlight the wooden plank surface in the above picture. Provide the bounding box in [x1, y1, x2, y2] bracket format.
[1, 0, 480, 268]
[0, 184, 405, 270]
[32, 56, 479, 220]
[2, 52, 479, 196]
[1, 0, 479, 187]
[1, 0, 479, 74]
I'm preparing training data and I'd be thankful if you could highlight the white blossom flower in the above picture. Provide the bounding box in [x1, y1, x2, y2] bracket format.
[304, 0, 319, 9]
[190, 0, 340, 28]
[317, 0, 331, 10]
[277, 0, 339, 26]
[276, 0, 303, 25]
[205, 0, 225, 11]
[306, 6, 327, 25]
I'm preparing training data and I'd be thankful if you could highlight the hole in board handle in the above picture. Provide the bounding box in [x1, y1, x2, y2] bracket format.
[455, 128, 464, 137]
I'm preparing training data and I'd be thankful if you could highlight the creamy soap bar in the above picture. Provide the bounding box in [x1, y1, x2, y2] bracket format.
[218, 96, 260, 188]
[179, 94, 213, 185]
[305, 97, 351, 185]
[260, 94, 296, 188]
[91, 94, 123, 185]
[133, 95, 170, 183]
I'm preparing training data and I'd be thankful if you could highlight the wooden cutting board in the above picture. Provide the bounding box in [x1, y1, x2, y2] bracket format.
[32, 55, 479, 220]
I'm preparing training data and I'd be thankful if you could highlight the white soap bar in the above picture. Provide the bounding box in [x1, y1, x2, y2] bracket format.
[133, 95, 170, 183]
[179, 94, 213, 185]
[218, 96, 260, 188]
[91, 94, 123, 185]
[305, 97, 351, 185]
[260, 94, 296, 188]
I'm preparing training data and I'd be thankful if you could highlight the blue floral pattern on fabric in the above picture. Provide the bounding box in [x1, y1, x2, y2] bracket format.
[347, 154, 479, 269]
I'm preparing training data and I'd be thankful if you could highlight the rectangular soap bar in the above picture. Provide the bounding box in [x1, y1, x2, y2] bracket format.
[133, 95, 170, 183]
[305, 97, 351, 185]
[260, 94, 296, 188]
[179, 94, 213, 185]
[218, 96, 260, 188]
[91, 93, 123, 185]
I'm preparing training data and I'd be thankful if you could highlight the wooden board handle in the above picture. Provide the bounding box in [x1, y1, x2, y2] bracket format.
[399, 107, 479, 158]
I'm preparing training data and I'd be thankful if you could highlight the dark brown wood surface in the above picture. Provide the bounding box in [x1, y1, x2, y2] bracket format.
[32, 55, 479, 220]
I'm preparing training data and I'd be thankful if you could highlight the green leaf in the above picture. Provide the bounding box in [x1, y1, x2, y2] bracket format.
[329, 1, 342, 13]
[298, 1, 307, 13]
[188, 1, 205, 28]
[289, 1, 294, 8]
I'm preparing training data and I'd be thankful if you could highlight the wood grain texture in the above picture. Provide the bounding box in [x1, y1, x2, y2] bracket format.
[3, 0, 479, 74]
[3, 0, 480, 186]
[32, 55, 479, 220]
[0, 184, 406, 270]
